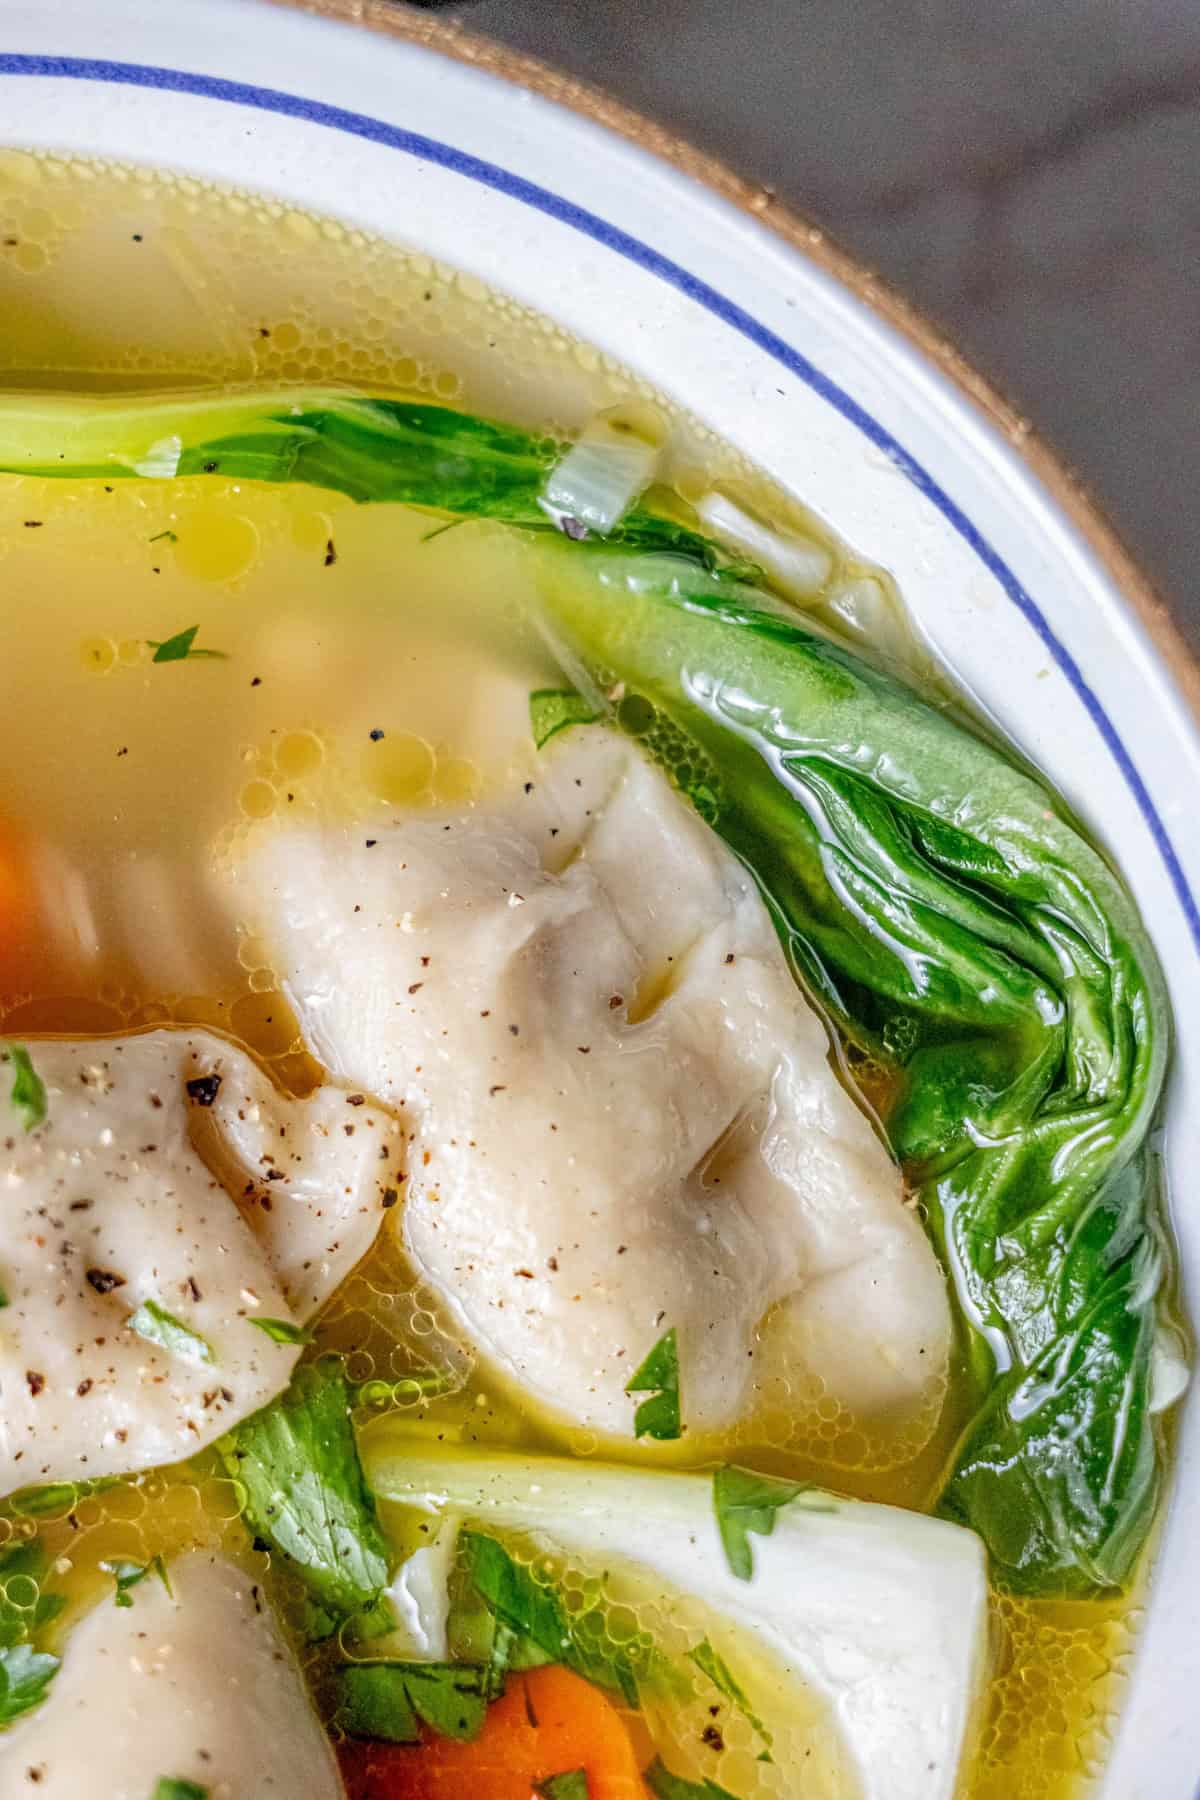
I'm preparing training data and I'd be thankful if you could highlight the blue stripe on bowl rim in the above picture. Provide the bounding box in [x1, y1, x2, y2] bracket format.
[0, 49, 1196, 954]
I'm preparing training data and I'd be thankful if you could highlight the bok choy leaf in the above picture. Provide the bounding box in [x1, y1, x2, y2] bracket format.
[532, 544, 1172, 1595]
[218, 1358, 390, 1628]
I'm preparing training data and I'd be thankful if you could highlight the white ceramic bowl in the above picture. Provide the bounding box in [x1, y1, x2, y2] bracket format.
[1, 3, 1196, 1792]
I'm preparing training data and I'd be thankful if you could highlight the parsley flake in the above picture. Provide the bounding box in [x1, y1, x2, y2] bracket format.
[248, 1317, 313, 1347]
[100, 1554, 171, 1609]
[536, 1773, 590, 1800]
[127, 1300, 213, 1365]
[3, 1044, 47, 1133]
[462, 1531, 647, 1708]
[149, 625, 228, 663]
[625, 1327, 681, 1440]
[645, 1761, 742, 1800]
[6, 1475, 122, 1520]
[712, 1465, 805, 1582]
[153, 1781, 209, 1800]
[336, 1660, 488, 1744]
[688, 1637, 772, 1758]
[529, 687, 600, 750]
[0, 1540, 63, 1728]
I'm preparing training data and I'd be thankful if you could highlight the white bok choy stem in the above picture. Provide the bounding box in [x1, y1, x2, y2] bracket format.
[539, 406, 665, 535]
[694, 488, 833, 599]
[365, 1440, 991, 1800]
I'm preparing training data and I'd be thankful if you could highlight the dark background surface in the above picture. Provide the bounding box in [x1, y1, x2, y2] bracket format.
[435, 0, 1200, 655]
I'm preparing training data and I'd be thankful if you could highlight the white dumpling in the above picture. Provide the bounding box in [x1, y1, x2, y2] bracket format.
[0, 1551, 342, 1798]
[0, 1030, 401, 1494]
[226, 729, 951, 1440]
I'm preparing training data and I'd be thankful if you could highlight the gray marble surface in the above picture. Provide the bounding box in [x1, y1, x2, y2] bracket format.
[443, 0, 1200, 657]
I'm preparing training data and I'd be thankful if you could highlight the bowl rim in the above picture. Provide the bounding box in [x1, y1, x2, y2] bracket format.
[274, 0, 1200, 721]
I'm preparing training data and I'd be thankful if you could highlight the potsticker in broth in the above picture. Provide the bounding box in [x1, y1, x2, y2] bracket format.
[0, 157, 1186, 1800]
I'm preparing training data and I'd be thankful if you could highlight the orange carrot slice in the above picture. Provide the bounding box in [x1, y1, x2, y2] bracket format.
[0, 818, 39, 990]
[337, 1664, 648, 1800]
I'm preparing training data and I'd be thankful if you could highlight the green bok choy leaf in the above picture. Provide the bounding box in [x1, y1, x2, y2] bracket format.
[533, 544, 1173, 1594]
[0, 387, 1179, 1595]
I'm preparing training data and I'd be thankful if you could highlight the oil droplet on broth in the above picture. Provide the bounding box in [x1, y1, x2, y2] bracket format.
[169, 994, 234, 1034]
[290, 508, 333, 554]
[79, 636, 117, 674]
[228, 989, 299, 1060]
[433, 755, 481, 805]
[236, 934, 273, 972]
[362, 730, 436, 804]
[238, 779, 276, 820]
[173, 506, 260, 582]
[274, 730, 325, 780]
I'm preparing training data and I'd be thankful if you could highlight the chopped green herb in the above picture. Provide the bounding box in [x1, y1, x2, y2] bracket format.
[464, 1531, 569, 1661]
[100, 1554, 171, 1609]
[248, 1316, 313, 1346]
[420, 516, 471, 545]
[529, 687, 600, 750]
[6, 1475, 122, 1520]
[644, 1761, 742, 1800]
[153, 1781, 208, 1800]
[0, 1644, 60, 1731]
[0, 1285, 7, 1310]
[0, 1540, 63, 1727]
[148, 529, 178, 544]
[218, 1360, 389, 1625]
[149, 625, 228, 663]
[712, 1466, 804, 1582]
[335, 1660, 488, 1744]
[536, 1773, 590, 1800]
[624, 1327, 680, 1441]
[8, 1485, 78, 1521]
[461, 1531, 643, 1707]
[687, 1637, 772, 1757]
[3, 1045, 47, 1133]
[127, 1300, 213, 1365]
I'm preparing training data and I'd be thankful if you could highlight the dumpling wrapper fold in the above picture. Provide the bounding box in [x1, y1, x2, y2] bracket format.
[0, 1030, 401, 1494]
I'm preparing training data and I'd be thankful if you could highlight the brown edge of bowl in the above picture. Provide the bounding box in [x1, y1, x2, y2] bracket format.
[271, 0, 1200, 721]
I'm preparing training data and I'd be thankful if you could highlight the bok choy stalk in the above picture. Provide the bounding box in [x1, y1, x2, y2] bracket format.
[0, 388, 1179, 1595]
[363, 1440, 989, 1800]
